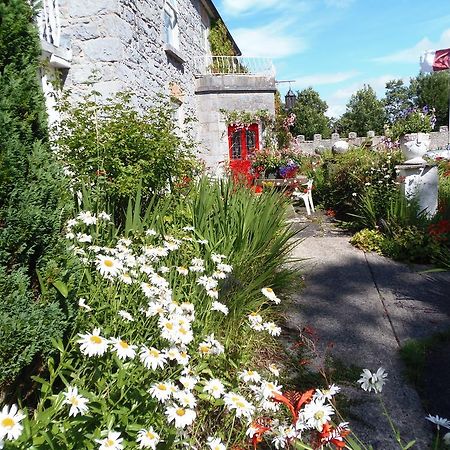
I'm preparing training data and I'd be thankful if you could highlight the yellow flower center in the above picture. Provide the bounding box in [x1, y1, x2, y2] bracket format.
[247, 370, 254, 375]
[146, 431, 155, 439]
[235, 400, 246, 408]
[150, 349, 160, 357]
[69, 396, 79, 406]
[119, 341, 129, 349]
[105, 438, 115, 447]
[314, 411, 325, 420]
[199, 345, 210, 353]
[176, 408, 186, 416]
[104, 259, 114, 268]
[157, 384, 167, 391]
[179, 327, 188, 335]
[90, 335, 102, 344]
[165, 322, 174, 330]
[1, 417, 15, 428]
[266, 288, 273, 293]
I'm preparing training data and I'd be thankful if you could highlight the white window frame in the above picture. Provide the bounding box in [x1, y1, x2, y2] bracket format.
[163, 0, 179, 49]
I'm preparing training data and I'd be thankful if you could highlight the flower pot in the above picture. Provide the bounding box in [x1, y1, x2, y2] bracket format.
[400, 132, 431, 164]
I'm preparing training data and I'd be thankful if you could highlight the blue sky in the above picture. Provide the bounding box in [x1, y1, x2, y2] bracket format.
[215, 0, 450, 118]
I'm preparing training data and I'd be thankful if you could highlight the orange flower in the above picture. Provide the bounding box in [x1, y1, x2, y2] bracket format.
[272, 389, 314, 423]
[319, 422, 350, 448]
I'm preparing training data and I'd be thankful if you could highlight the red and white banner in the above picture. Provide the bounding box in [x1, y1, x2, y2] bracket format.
[420, 48, 450, 72]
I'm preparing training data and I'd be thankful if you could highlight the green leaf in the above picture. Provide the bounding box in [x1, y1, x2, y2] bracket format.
[52, 280, 68, 298]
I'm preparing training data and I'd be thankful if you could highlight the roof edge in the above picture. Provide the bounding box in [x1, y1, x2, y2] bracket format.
[200, 0, 242, 56]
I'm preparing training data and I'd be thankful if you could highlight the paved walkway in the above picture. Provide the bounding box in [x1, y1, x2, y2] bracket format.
[284, 210, 450, 450]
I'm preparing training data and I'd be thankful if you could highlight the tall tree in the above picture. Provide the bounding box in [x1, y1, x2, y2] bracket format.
[384, 79, 413, 123]
[0, 0, 74, 387]
[338, 85, 386, 136]
[410, 71, 450, 129]
[290, 87, 331, 140]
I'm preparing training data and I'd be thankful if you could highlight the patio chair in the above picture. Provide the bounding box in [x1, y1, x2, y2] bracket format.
[292, 179, 315, 215]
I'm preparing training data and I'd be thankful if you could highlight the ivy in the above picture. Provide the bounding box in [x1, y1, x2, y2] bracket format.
[208, 18, 235, 56]
[220, 109, 274, 127]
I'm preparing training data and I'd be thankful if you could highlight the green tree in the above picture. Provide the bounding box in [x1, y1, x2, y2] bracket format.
[410, 71, 450, 129]
[384, 79, 413, 123]
[338, 85, 386, 136]
[291, 87, 331, 140]
[0, 0, 74, 387]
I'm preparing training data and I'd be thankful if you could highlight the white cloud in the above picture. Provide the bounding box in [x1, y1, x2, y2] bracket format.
[232, 22, 307, 58]
[222, 0, 289, 15]
[373, 28, 450, 64]
[292, 70, 359, 89]
[324, 0, 355, 8]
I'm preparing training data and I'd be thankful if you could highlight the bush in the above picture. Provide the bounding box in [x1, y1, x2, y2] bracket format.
[0, 0, 75, 388]
[55, 91, 201, 216]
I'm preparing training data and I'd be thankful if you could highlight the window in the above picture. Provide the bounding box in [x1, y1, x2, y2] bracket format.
[228, 124, 259, 161]
[163, 0, 179, 49]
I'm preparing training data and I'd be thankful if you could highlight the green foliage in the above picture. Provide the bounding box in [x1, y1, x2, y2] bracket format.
[410, 71, 450, 129]
[55, 91, 201, 215]
[384, 79, 413, 124]
[312, 147, 402, 221]
[338, 85, 386, 136]
[350, 229, 384, 253]
[0, 0, 75, 386]
[386, 107, 435, 142]
[291, 87, 331, 140]
[208, 18, 236, 56]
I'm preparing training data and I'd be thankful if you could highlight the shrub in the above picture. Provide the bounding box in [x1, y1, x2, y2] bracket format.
[386, 106, 436, 141]
[350, 228, 384, 253]
[0, 0, 75, 388]
[55, 91, 201, 216]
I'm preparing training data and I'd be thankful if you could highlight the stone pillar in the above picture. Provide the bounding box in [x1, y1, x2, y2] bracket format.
[367, 130, 375, 138]
[296, 135, 305, 143]
[313, 134, 322, 141]
[331, 132, 340, 141]
[348, 132, 357, 139]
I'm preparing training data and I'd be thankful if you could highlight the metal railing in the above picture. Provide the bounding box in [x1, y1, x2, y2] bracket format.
[194, 56, 275, 77]
[36, 0, 61, 47]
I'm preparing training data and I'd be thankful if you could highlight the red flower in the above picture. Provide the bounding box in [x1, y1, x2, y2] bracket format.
[325, 209, 336, 218]
[319, 422, 350, 448]
[272, 389, 314, 423]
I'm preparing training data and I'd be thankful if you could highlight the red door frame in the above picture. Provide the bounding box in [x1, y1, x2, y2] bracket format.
[228, 124, 260, 182]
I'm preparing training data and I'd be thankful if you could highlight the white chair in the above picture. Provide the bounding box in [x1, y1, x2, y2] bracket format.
[292, 179, 315, 215]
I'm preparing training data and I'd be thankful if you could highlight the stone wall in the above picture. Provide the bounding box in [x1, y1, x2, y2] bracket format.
[58, 0, 208, 114]
[195, 75, 276, 171]
[293, 126, 450, 154]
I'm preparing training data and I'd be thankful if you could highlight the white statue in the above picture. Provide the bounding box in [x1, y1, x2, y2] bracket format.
[332, 140, 349, 154]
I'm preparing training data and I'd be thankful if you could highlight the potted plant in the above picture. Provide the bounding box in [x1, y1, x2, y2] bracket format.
[386, 106, 436, 163]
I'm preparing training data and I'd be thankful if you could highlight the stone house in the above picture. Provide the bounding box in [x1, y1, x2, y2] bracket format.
[37, 0, 276, 173]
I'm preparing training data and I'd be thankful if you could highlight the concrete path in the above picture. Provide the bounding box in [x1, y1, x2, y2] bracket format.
[283, 211, 450, 450]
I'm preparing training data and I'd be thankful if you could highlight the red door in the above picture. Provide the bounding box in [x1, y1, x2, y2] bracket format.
[228, 124, 259, 182]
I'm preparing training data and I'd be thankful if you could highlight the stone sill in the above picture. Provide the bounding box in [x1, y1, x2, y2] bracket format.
[164, 44, 185, 64]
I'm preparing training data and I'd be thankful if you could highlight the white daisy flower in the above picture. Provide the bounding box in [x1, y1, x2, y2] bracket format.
[217, 263, 232, 273]
[96, 255, 123, 278]
[212, 271, 227, 280]
[175, 350, 190, 366]
[145, 302, 166, 317]
[206, 436, 226, 450]
[268, 364, 280, 377]
[239, 370, 261, 383]
[358, 368, 388, 393]
[137, 427, 160, 449]
[111, 337, 137, 360]
[95, 430, 123, 450]
[314, 384, 340, 402]
[206, 289, 219, 299]
[0, 404, 25, 441]
[261, 287, 280, 304]
[120, 273, 133, 284]
[211, 253, 226, 263]
[248, 313, 264, 331]
[149, 381, 177, 402]
[179, 375, 198, 391]
[182, 226, 195, 232]
[223, 392, 255, 419]
[98, 211, 111, 221]
[176, 266, 189, 276]
[165, 405, 196, 428]
[77, 211, 97, 225]
[211, 301, 229, 315]
[63, 386, 89, 417]
[264, 322, 282, 336]
[66, 232, 75, 240]
[203, 379, 225, 399]
[66, 218, 78, 229]
[425, 414, 450, 430]
[140, 346, 167, 370]
[301, 399, 334, 431]
[118, 310, 134, 322]
[173, 390, 197, 408]
[260, 380, 283, 399]
[78, 297, 92, 311]
[158, 266, 170, 274]
[77, 233, 92, 243]
[145, 229, 157, 236]
[197, 276, 218, 290]
[77, 328, 109, 357]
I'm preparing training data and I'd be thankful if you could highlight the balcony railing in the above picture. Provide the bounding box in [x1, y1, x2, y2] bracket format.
[37, 0, 61, 47]
[194, 56, 275, 77]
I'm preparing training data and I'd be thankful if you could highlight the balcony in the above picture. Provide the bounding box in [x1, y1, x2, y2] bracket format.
[194, 56, 275, 77]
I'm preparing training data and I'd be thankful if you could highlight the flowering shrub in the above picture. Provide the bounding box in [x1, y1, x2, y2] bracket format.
[249, 148, 303, 178]
[386, 106, 436, 141]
